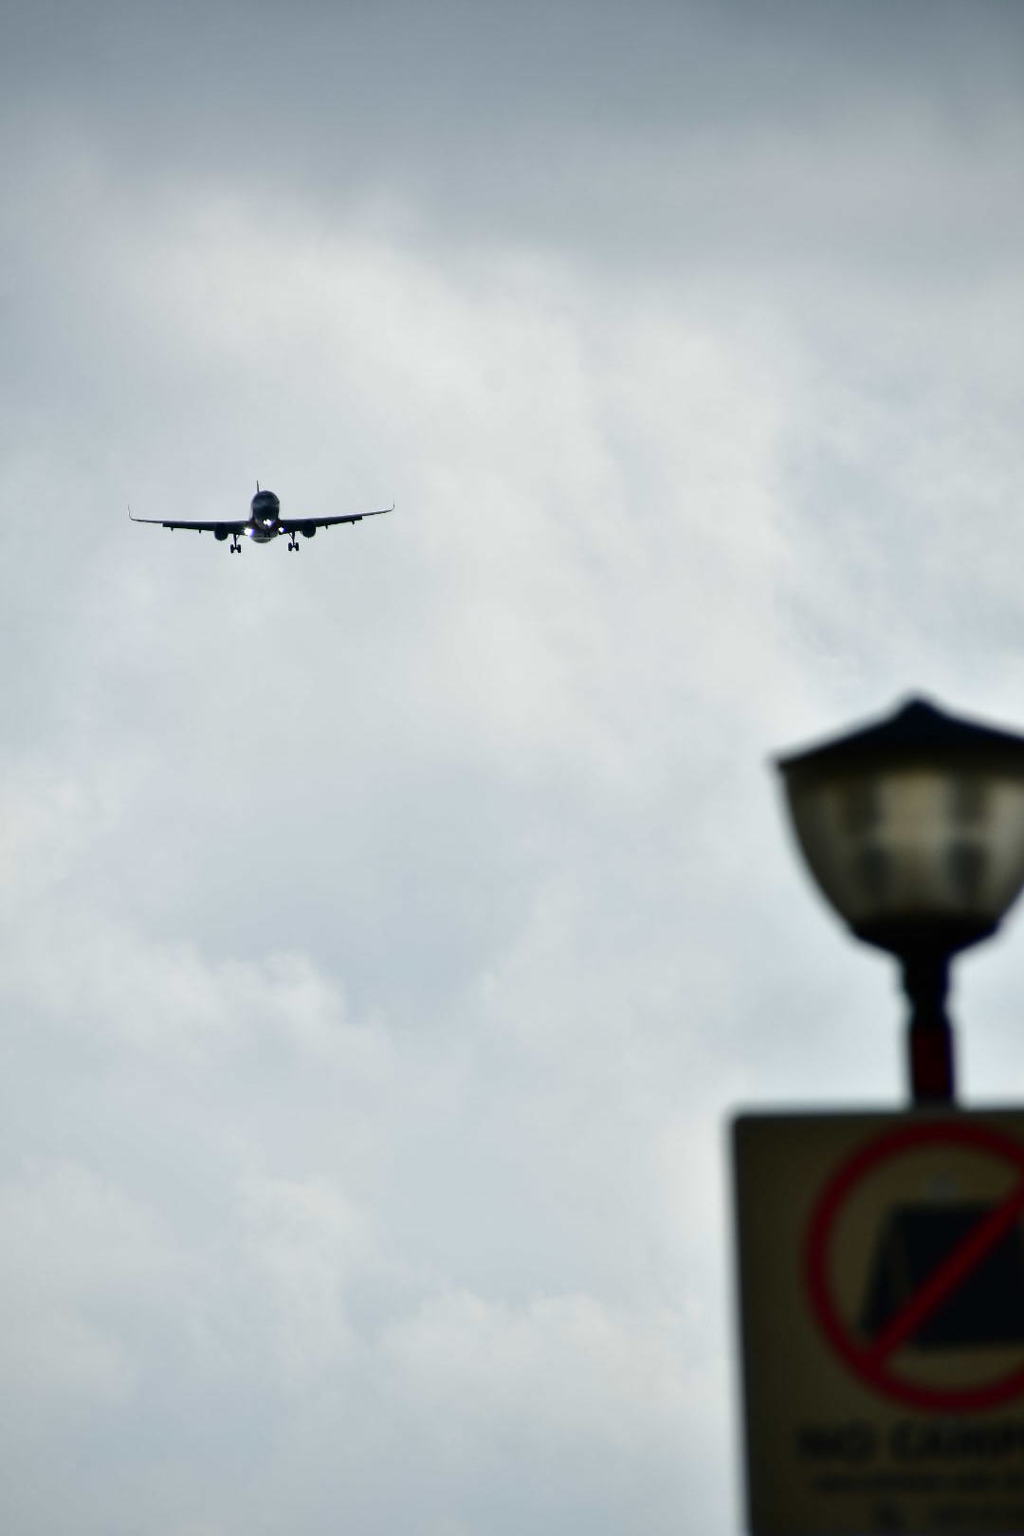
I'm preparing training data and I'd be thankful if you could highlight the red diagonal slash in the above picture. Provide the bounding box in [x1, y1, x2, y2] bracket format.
[865, 1177, 1024, 1364]
[806, 1119, 1024, 1412]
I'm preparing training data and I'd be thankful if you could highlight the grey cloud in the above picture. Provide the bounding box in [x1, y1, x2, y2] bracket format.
[4, 0, 1023, 276]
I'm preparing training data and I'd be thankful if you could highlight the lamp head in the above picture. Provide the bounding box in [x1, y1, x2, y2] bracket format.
[777, 697, 1024, 963]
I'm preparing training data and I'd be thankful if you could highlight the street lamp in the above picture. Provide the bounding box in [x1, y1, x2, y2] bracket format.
[777, 697, 1024, 1104]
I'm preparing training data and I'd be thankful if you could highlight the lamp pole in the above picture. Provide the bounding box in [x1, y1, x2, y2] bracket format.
[901, 942, 955, 1103]
[777, 697, 1024, 1107]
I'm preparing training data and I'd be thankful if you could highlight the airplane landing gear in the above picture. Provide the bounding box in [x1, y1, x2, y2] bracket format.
[287, 538, 298, 551]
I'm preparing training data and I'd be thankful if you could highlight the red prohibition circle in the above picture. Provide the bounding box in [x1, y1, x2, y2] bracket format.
[805, 1120, 1024, 1412]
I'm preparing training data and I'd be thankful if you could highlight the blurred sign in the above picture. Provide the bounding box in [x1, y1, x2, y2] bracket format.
[732, 1110, 1024, 1535]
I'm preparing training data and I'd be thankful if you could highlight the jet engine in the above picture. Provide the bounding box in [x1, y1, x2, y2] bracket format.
[214, 528, 229, 541]
[301, 526, 316, 538]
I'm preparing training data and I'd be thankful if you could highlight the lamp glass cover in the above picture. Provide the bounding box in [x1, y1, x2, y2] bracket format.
[784, 763, 1024, 950]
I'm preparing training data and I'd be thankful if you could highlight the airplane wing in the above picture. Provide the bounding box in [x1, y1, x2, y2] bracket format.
[129, 510, 247, 534]
[278, 504, 394, 534]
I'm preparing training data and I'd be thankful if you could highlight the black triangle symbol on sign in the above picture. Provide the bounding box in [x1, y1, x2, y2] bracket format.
[860, 1204, 1024, 1348]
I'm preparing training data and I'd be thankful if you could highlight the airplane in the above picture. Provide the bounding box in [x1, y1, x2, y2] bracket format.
[129, 485, 393, 552]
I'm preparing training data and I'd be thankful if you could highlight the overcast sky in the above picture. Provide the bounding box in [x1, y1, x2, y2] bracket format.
[2, 2, 1024, 1532]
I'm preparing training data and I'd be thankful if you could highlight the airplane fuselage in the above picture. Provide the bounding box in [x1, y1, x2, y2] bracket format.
[218, 489, 315, 551]
[247, 489, 286, 542]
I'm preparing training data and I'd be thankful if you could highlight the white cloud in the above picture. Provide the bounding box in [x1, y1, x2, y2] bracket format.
[0, 1162, 166, 1403]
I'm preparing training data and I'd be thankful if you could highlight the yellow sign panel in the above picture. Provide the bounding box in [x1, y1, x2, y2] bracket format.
[732, 1109, 1024, 1535]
